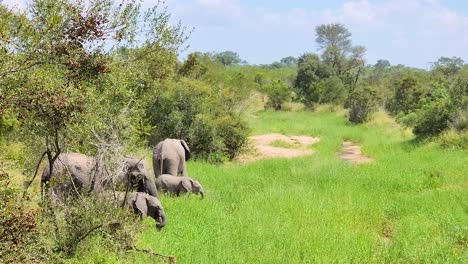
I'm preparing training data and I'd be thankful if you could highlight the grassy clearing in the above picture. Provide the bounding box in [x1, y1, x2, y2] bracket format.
[12, 109, 465, 263]
[108, 110, 467, 263]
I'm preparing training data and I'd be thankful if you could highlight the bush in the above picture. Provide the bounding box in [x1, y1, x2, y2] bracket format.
[263, 80, 292, 110]
[438, 129, 468, 149]
[317, 76, 347, 105]
[41, 193, 139, 257]
[348, 86, 380, 123]
[145, 79, 249, 161]
[386, 76, 426, 115]
[412, 86, 453, 136]
[0, 167, 49, 263]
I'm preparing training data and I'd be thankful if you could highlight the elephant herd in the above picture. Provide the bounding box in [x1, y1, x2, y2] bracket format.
[41, 138, 205, 230]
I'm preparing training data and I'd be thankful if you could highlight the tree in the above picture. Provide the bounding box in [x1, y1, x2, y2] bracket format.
[280, 56, 298, 67]
[431, 56, 464, 78]
[375, 59, 391, 68]
[294, 53, 331, 106]
[315, 23, 366, 91]
[318, 76, 347, 105]
[179, 52, 208, 79]
[386, 76, 426, 115]
[315, 23, 352, 76]
[213, 51, 242, 66]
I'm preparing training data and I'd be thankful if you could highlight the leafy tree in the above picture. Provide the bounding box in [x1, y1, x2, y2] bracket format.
[280, 56, 298, 67]
[386, 76, 426, 115]
[318, 76, 347, 105]
[374, 59, 391, 68]
[294, 53, 331, 106]
[178, 52, 209, 79]
[145, 79, 249, 162]
[411, 84, 454, 136]
[315, 23, 366, 91]
[431, 56, 464, 78]
[213, 51, 242, 66]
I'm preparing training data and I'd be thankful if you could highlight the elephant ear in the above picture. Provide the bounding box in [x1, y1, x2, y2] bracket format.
[133, 193, 148, 217]
[180, 140, 191, 161]
[180, 179, 191, 193]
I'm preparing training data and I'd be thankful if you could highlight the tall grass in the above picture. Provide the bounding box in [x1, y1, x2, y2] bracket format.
[76, 110, 467, 263]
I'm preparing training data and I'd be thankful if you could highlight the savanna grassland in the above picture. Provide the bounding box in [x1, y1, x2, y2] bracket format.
[73, 109, 467, 263]
[1, 1, 468, 263]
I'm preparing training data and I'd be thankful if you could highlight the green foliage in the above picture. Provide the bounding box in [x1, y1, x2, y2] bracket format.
[178, 52, 208, 79]
[438, 129, 468, 149]
[41, 194, 140, 257]
[411, 85, 454, 136]
[386, 76, 426, 115]
[315, 23, 366, 89]
[145, 79, 249, 161]
[294, 53, 332, 106]
[348, 86, 380, 123]
[212, 51, 242, 66]
[431, 56, 464, 79]
[262, 80, 292, 110]
[316, 76, 347, 104]
[0, 168, 49, 263]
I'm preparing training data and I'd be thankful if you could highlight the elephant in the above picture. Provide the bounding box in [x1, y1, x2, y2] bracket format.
[155, 174, 205, 198]
[115, 191, 166, 230]
[153, 138, 191, 177]
[41, 153, 159, 199]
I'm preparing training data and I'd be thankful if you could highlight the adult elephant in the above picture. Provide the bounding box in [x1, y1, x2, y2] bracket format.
[41, 153, 159, 199]
[152, 138, 190, 178]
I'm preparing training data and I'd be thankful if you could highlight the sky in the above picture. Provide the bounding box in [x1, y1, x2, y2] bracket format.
[4, 0, 468, 69]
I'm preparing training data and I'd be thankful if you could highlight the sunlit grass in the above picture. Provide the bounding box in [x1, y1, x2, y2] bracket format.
[120, 110, 467, 263]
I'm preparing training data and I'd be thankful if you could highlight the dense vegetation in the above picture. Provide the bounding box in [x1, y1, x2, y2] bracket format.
[0, 0, 466, 263]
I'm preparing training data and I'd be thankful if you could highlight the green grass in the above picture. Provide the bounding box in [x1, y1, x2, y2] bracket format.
[54, 110, 468, 262]
[269, 139, 301, 149]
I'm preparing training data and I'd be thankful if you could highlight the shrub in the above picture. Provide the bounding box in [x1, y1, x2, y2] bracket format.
[41, 193, 140, 257]
[386, 76, 426, 115]
[348, 86, 380, 123]
[412, 86, 453, 136]
[263, 80, 292, 110]
[317, 76, 347, 105]
[438, 129, 468, 149]
[145, 79, 249, 161]
[0, 167, 49, 263]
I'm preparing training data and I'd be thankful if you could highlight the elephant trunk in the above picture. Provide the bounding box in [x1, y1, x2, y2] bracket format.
[200, 190, 205, 199]
[156, 209, 166, 231]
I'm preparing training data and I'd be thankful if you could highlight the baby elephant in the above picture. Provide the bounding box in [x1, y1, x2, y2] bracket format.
[156, 174, 205, 198]
[116, 192, 167, 230]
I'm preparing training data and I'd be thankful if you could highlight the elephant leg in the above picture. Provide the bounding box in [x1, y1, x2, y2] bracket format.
[166, 160, 178, 177]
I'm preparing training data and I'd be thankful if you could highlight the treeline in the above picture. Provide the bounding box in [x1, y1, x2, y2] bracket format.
[258, 24, 467, 142]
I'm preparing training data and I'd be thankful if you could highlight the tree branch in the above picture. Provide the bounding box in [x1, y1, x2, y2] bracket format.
[22, 151, 47, 198]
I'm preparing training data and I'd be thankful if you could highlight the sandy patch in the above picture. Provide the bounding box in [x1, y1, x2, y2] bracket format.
[338, 141, 373, 164]
[238, 133, 320, 163]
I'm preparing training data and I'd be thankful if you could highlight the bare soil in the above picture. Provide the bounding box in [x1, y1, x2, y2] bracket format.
[238, 133, 320, 163]
[338, 141, 373, 164]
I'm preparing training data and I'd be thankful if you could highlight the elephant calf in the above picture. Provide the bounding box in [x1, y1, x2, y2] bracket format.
[115, 191, 167, 230]
[155, 174, 205, 198]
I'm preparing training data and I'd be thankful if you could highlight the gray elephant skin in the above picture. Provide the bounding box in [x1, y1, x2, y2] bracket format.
[152, 138, 190, 177]
[41, 153, 159, 199]
[156, 174, 205, 198]
[116, 191, 166, 230]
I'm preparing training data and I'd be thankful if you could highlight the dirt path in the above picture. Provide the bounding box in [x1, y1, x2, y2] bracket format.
[238, 133, 320, 163]
[338, 141, 373, 164]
